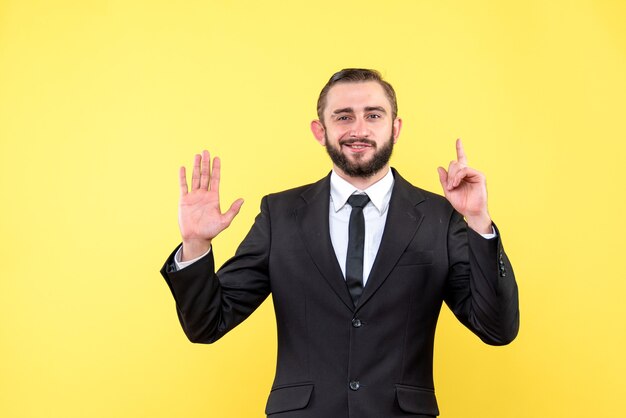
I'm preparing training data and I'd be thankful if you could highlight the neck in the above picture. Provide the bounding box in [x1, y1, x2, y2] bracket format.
[333, 165, 391, 190]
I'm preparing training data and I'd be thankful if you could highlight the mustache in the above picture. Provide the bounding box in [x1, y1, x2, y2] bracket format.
[339, 138, 377, 147]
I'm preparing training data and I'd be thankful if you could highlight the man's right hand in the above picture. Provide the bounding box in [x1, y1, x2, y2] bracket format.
[178, 150, 244, 261]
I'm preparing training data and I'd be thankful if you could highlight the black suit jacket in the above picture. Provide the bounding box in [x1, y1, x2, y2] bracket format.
[161, 169, 519, 417]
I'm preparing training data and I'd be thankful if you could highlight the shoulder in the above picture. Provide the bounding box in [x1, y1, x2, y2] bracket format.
[392, 168, 452, 210]
[260, 173, 330, 209]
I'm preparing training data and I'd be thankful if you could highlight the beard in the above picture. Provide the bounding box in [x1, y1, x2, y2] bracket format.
[325, 133, 395, 178]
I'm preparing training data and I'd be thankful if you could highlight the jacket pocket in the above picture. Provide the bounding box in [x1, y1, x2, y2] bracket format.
[395, 384, 439, 416]
[265, 382, 314, 415]
[397, 250, 434, 266]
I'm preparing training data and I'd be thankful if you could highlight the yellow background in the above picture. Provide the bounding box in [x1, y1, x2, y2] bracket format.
[1, 1, 625, 417]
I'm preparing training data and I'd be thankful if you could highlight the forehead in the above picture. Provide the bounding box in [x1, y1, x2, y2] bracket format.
[324, 81, 391, 114]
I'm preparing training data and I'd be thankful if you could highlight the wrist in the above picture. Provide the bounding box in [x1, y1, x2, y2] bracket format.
[181, 239, 212, 261]
[465, 213, 492, 234]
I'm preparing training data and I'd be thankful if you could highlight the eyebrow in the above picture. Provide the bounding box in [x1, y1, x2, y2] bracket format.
[332, 107, 354, 115]
[365, 106, 387, 114]
[331, 106, 387, 115]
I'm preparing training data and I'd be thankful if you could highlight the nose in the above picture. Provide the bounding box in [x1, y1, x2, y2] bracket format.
[349, 118, 370, 138]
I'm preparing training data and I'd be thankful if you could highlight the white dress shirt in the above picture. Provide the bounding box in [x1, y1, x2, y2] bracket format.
[174, 169, 496, 272]
[328, 169, 394, 286]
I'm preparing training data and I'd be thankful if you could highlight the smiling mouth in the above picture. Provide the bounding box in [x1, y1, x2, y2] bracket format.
[341, 140, 375, 151]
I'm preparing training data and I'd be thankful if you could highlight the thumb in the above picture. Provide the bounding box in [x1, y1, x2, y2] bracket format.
[437, 167, 448, 189]
[223, 198, 244, 225]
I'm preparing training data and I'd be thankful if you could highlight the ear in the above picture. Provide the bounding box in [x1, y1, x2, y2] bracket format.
[392, 117, 402, 144]
[310, 120, 326, 146]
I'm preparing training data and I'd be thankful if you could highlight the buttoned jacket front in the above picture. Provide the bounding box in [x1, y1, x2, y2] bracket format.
[161, 169, 519, 418]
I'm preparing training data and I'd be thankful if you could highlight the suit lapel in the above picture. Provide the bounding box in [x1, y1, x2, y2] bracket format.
[296, 174, 355, 311]
[356, 170, 426, 310]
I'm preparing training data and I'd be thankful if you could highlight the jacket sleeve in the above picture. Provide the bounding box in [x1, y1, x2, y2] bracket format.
[159, 196, 272, 343]
[443, 210, 520, 345]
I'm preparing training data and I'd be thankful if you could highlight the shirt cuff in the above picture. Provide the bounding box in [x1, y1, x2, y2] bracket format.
[173, 246, 212, 270]
[479, 225, 497, 239]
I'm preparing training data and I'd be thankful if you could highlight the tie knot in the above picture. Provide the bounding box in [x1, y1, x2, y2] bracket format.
[347, 194, 370, 209]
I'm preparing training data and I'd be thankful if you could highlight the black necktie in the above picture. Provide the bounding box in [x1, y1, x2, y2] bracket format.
[346, 194, 370, 306]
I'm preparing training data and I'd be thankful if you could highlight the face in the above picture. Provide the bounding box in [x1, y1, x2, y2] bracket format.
[311, 81, 402, 179]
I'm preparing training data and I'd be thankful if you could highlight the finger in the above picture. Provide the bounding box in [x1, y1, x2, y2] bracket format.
[210, 156, 221, 193]
[452, 167, 469, 188]
[452, 167, 483, 188]
[223, 198, 244, 226]
[456, 138, 468, 165]
[191, 154, 201, 190]
[179, 166, 188, 196]
[200, 150, 210, 190]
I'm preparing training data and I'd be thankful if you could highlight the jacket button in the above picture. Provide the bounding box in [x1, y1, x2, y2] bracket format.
[349, 380, 360, 391]
[352, 318, 362, 328]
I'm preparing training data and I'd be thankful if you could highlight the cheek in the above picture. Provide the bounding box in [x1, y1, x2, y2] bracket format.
[329, 129, 351, 143]
[373, 125, 393, 139]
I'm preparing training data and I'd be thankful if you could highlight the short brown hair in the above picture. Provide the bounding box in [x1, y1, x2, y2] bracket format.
[316, 68, 398, 122]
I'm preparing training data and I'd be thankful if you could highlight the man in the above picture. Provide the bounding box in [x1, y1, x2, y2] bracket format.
[160, 69, 519, 417]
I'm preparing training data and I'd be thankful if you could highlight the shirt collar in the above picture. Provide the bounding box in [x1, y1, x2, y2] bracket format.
[330, 168, 395, 215]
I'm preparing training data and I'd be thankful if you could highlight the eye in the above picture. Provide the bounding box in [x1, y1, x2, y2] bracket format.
[367, 114, 381, 119]
[337, 116, 351, 121]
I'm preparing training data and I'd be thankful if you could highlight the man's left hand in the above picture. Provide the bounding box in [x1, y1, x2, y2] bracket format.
[437, 139, 492, 234]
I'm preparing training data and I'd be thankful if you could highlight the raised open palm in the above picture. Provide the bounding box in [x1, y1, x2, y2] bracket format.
[178, 150, 244, 260]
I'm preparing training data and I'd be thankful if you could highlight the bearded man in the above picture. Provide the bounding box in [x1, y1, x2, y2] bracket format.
[160, 68, 519, 417]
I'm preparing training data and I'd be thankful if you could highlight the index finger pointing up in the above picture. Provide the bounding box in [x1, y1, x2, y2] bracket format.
[456, 138, 468, 164]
